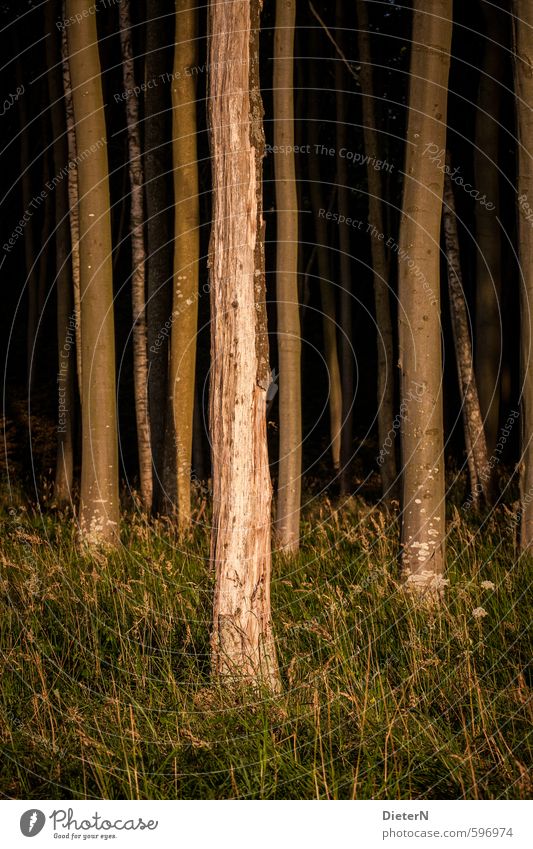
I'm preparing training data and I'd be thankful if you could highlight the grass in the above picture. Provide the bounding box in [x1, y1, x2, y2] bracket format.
[0, 487, 531, 799]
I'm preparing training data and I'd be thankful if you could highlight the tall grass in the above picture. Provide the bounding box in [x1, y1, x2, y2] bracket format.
[0, 491, 531, 799]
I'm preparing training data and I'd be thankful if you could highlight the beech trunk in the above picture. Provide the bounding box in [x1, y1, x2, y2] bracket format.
[67, 0, 120, 545]
[119, 0, 152, 509]
[398, 0, 452, 592]
[169, 0, 200, 531]
[512, 0, 533, 550]
[274, 0, 302, 553]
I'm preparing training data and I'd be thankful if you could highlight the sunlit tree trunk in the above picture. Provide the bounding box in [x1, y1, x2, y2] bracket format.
[119, 0, 152, 509]
[144, 0, 173, 513]
[46, 0, 76, 504]
[274, 0, 301, 553]
[356, 0, 397, 500]
[208, 0, 279, 688]
[61, 3, 82, 399]
[443, 162, 489, 506]
[475, 1, 504, 459]
[512, 0, 533, 550]
[169, 0, 200, 531]
[398, 0, 452, 592]
[67, 0, 119, 545]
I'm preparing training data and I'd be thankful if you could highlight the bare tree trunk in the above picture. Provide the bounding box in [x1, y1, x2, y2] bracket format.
[46, 0, 76, 504]
[119, 0, 152, 509]
[169, 0, 200, 531]
[443, 160, 489, 505]
[398, 0, 452, 592]
[144, 0, 174, 513]
[208, 0, 279, 689]
[67, 0, 120, 546]
[356, 0, 397, 501]
[15, 47, 37, 390]
[61, 7, 82, 400]
[335, 2, 354, 495]
[512, 0, 533, 550]
[475, 1, 504, 459]
[274, 0, 301, 553]
[307, 75, 342, 477]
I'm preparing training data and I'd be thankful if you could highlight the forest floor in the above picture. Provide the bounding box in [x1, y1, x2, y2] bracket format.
[0, 486, 531, 800]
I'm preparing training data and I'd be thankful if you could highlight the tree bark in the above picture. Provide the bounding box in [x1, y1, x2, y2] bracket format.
[144, 0, 174, 514]
[67, 0, 120, 545]
[61, 4, 82, 401]
[356, 0, 397, 501]
[398, 0, 452, 592]
[335, 1, 354, 495]
[443, 160, 489, 506]
[474, 1, 504, 459]
[274, 0, 301, 553]
[308, 114, 342, 473]
[169, 0, 200, 531]
[308, 71, 342, 477]
[208, 0, 279, 689]
[512, 0, 533, 550]
[119, 0, 152, 509]
[46, 0, 76, 505]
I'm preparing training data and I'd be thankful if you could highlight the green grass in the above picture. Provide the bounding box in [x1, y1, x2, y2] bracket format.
[0, 491, 531, 799]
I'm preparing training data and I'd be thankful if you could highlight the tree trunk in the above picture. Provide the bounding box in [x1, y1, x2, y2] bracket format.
[67, 0, 120, 545]
[356, 0, 397, 501]
[169, 0, 200, 531]
[274, 0, 301, 553]
[46, 0, 76, 505]
[15, 49, 37, 391]
[61, 3, 82, 401]
[335, 2, 354, 495]
[119, 0, 152, 509]
[398, 0, 452, 592]
[443, 160, 489, 506]
[308, 73, 342, 477]
[208, 0, 279, 689]
[474, 1, 504, 459]
[512, 1, 533, 550]
[144, 0, 174, 514]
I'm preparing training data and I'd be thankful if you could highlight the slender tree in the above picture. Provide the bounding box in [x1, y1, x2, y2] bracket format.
[443, 161, 489, 505]
[398, 0, 452, 591]
[475, 1, 504, 458]
[169, 0, 200, 531]
[208, 0, 279, 688]
[274, 0, 301, 553]
[67, 0, 119, 545]
[512, 0, 533, 550]
[119, 0, 152, 509]
[308, 63, 342, 476]
[144, 0, 174, 513]
[356, 0, 397, 500]
[61, 11, 82, 398]
[335, 1, 354, 495]
[46, 0, 76, 504]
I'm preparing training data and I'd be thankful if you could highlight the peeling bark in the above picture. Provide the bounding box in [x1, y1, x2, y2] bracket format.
[208, 0, 279, 689]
